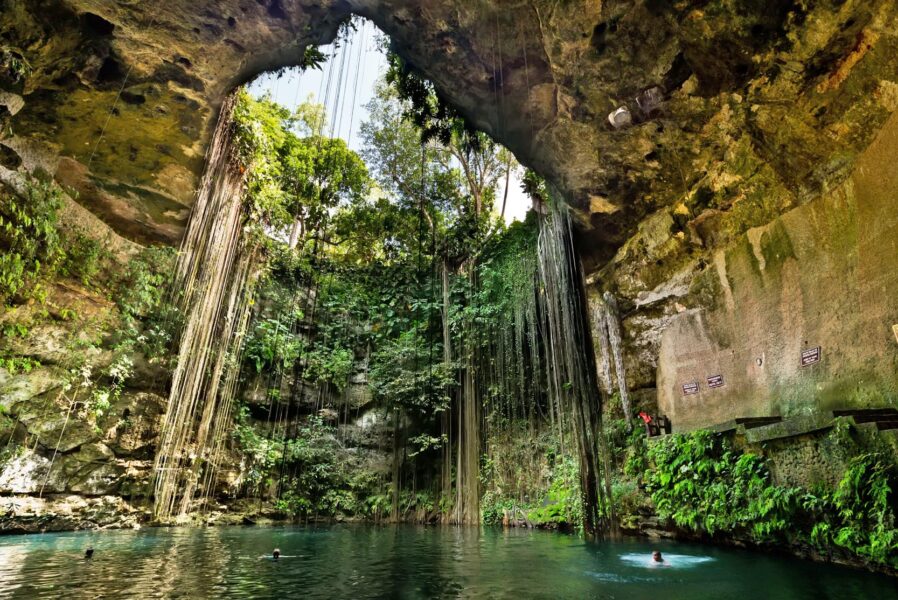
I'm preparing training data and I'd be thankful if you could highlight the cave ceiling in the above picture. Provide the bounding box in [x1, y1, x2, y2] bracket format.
[2, 0, 898, 266]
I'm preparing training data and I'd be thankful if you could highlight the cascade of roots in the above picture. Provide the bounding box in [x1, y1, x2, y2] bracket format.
[455, 269, 482, 525]
[472, 222, 549, 514]
[536, 199, 616, 536]
[151, 94, 259, 521]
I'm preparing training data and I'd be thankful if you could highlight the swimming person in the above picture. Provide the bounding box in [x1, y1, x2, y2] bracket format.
[652, 550, 664, 564]
[273, 548, 281, 560]
[85, 547, 94, 559]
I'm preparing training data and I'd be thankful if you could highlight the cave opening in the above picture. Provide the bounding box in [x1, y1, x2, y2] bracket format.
[149, 15, 619, 536]
[2, 1, 898, 592]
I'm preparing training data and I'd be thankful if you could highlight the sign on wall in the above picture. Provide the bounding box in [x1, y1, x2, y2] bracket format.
[682, 382, 699, 395]
[801, 346, 821, 367]
[707, 374, 725, 389]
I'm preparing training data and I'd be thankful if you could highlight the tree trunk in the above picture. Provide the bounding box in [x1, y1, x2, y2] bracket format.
[391, 408, 402, 522]
[288, 217, 303, 250]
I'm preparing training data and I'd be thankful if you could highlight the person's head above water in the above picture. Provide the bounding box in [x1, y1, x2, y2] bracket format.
[273, 548, 281, 560]
[85, 547, 94, 559]
[652, 550, 663, 563]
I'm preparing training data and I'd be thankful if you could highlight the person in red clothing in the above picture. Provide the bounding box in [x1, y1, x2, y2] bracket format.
[638, 411, 656, 436]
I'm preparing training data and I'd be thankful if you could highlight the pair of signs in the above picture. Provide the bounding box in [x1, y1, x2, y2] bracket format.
[682, 375, 722, 396]
[681, 346, 822, 396]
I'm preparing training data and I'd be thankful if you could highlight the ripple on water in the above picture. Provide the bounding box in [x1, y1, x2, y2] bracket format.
[619, 552, 716, 569]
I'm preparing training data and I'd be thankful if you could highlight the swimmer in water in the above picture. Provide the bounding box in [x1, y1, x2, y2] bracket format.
[652, 550, 664, 564]
[85, 547, 94, 560]
[273, 548, 281, 560]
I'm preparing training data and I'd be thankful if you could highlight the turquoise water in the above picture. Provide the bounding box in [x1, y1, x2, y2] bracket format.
[0, 525, 895, 599]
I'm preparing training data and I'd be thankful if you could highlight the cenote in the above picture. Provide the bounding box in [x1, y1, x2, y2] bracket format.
[3, 1, 898, 596]
[2, 525, 896, 599]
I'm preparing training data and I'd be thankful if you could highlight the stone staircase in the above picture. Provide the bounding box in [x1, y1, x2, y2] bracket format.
[695, 408, 898, 443]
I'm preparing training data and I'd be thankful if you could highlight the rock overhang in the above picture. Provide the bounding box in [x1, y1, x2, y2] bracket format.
[1, 0, 896, 264]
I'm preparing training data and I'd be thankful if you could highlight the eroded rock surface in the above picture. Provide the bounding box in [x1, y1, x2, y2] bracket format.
[3, 1, 897, 260]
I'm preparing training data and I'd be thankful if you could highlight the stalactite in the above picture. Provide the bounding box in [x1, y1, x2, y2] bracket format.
[602, 293, 631, 422]
[591, 293, 632, 429]
[151, 93, 259, 522]
[592, 304, 615, 400]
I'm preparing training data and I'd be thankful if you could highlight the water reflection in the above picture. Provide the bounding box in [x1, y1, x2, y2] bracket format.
[0, 525, 894, 599]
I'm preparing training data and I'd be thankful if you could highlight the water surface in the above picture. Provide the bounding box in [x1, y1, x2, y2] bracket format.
[0, 525, 894, 599]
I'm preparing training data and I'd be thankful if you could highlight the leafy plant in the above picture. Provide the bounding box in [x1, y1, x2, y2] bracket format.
[305, 344, 353, 391]
[642, 429, 898, 568]
[243, 317, 304, 373]
[644, 430, 802, 539]
[0, 178, 64, 302]
[60, 231, 106, 286]
[527, 455, 583, 530]
[369, 329, 455, 415]
[0, 46, 31, 84]
[808, 453, 898, 567]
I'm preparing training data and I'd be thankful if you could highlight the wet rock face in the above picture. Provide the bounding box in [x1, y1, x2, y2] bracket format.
[0, 494, 147, 534]
[3, 0, 898, 260]
[3, 0, 898, 438]
[655, 109, 898, 431]
[0, 388, 165, 497]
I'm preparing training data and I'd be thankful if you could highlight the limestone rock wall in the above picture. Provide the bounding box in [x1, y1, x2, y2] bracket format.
[654, 109, 898, 431]
[3, 1, 898, 455]
[5, 0, 898, 262]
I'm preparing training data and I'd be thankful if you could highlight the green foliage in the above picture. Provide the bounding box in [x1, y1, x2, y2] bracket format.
[480, 451, 583, 532]
[235, 409, 384, 518]
[0, 178, 63, 302]
[232, 89, 370, 244]
[300, 46, 326, 72]
[369, 329, 455, 415]
[480, 491, 518, 527]
[232, 69, 528, 527]
[643, 430, 898, 568]
[115, 246, 180, 359]
[359, 79, 504, 264]
[304, 345, 353, 391]
[233, 405, 283, 492]
[244, 317, 305, 374]
[622, 425, 649, 478]
[527, 455, 584, 530]
[60, 231, 106, 287]
[385, 52, 481, 149]
[808, 453, 898, 568]
[0, 356, 40, 375]
[74, 353, 134, 433]
[645, 430, 802, 540]
[0, 46, 31, 84]
[611, 478, 644, 529]
[521, 169, 548, 205]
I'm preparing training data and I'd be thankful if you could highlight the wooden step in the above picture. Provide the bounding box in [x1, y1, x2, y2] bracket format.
[851, 415, 898, 424]
[833, 408, 898, 418]
[709, 416, 782, 433]
[734, 416, 783, 429]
